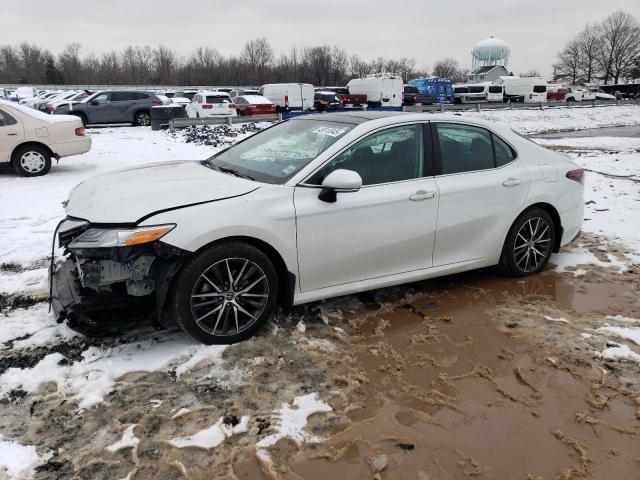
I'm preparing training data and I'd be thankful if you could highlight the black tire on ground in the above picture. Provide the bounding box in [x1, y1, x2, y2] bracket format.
[497, 208, 556, 277]
[134, 110, 151, 127]
[12, 144, 52, 177]
[566, 97, 575, 102]
[169, 241, 279, 344]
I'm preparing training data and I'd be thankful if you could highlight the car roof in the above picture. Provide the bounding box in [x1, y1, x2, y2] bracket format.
[199, 90, 230, 96]
[294, 111, 411, 125]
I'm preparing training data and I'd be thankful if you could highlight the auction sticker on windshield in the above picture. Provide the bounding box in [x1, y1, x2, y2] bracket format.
[313, 126, 347, 137]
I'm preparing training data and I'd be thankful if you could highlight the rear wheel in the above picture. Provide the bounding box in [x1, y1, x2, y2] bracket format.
[12, 145, 52, 177]
[134, 110, 151, 126]
[498, 208, 556, 277]
[170, 242, 279, 344]
[74, 113, 88, 126]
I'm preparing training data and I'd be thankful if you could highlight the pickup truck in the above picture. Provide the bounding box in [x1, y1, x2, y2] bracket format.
[403, 85, 436, 106]
[318, 87, 367, 109]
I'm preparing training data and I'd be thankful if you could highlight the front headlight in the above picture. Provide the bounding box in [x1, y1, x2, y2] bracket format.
[68, 224, 175, 248]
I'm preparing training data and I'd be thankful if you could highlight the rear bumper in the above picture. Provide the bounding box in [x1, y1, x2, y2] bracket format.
[51, 137, 92, 158]
[559, 205, 584, 247]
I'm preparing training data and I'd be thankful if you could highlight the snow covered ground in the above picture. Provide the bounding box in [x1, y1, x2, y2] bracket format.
[1, 106, 640, 479]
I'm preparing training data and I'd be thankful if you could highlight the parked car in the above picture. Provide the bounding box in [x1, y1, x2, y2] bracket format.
[23, 91, 61, 108]
[347, 74, 403, 108]
[52, 111, 583, 344]
[483, 83, 504, 102]
[594, 91, 616, 101]
[314, 91, 342, 111]
[170, 90, 198, 106]
[317, 87, 367, 109]
[47, 91, 91, 113]
[0, 100, 91, 176]
[453, 85, 486, 104]
[546, 85, 567, 102]
[233, 95, 276, 116]
[33, 91, 78, 111]
[402, 85, 436, 106]
[502, 77, 547, 103]
[13, 86, 37, 103]
[53, 90, 161, 126]
[230, 88, 260, 99]
[259, 83, 315, 112]
[185, 91, 237, 118]
[599, 83, 640, 99]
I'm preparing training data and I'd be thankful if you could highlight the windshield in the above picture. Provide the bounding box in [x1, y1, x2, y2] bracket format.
[206, 119, 354, 184]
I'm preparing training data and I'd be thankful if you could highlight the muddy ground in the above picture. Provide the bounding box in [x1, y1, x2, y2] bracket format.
[0, 231, 639, 480]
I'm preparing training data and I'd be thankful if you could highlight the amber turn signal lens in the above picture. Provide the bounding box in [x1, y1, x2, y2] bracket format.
[123, 226, 174, 246]
[75, 127, 85, 136]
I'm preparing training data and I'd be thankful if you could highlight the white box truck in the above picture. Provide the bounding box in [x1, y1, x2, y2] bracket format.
[502, 77, 547, 103]
[258, 83, 314, 112]
[347, 74, 403, 108]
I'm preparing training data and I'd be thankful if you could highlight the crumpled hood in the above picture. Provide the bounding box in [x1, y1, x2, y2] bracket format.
[65, 160, 258, 224]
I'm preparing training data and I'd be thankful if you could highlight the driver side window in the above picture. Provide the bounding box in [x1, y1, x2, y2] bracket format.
[93, 93, 110, 104]
[308, 124, 424, 186]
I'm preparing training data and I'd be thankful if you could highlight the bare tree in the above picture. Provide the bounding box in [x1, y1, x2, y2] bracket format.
[555, 39, 581, 84]
[598, 11, 640, 84]
[577, 23, 602, 82]
[432, 58, 460, 79]
[57, 43, 83, 84]
[242, 38, 274, 84]
[349, 54, 371, 78]
[518, 69, 542, 77]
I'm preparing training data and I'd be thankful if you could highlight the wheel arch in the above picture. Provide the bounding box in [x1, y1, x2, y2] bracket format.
[11, 141, 56, 165]
[515, 202, 563, 253]
[192, 235, 296, 311]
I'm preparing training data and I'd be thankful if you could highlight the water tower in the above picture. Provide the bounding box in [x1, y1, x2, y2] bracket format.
[471, 36, 510, 69]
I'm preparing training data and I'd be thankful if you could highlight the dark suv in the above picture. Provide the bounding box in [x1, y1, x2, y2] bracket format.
[53, 90, 162, 126]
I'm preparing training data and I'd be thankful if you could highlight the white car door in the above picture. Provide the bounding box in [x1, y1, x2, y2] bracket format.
[0, 107, 24, 163]
[294, 123, 439, 292]
[431, 122, 529, 266]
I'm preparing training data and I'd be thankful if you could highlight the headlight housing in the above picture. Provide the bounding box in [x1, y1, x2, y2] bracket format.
[68, 224, 175, 249]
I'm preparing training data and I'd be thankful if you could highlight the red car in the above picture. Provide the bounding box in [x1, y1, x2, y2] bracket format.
[233, 95, 276, 116]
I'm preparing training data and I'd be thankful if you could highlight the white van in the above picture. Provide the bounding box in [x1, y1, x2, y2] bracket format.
[482, 83, 504, 102]
[347, 74, 403, 108]
[502, 77, 547, 103]
[259, 83, 314, 112]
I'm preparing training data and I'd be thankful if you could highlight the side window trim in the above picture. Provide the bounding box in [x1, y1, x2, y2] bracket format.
[300, 121, 432, 187]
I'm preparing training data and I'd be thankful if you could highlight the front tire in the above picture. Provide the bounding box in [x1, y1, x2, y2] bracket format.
[134, 110, 151, 126]
[498, 208, 556, 277]
[170, 242, 279, 344]
[12, 145, 52, 177]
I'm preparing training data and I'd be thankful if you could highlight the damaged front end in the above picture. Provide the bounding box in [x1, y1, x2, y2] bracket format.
[50, 218, 189, 332]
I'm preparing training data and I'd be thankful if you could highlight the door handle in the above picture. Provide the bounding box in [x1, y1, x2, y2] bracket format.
[409, 190, 436, 201]
[502, 177, 523, 187]
[7, 132, 18, 136]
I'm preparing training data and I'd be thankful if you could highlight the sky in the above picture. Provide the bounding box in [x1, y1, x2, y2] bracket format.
[1, 0, 638, 76]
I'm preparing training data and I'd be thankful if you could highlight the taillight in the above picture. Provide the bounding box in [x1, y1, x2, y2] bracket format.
[284, 95, 289, 108]
[152, 98, 162, 106]
[228, 103, 236, 108]
[202, 104, 213, 109]
[75, 127, 85, 136]
[566, 169, 585, 184]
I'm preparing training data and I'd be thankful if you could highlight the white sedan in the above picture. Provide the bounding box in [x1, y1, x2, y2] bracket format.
[0, 100, 91, 176]
[185, 91, 237, 118]
[52, 112, 584, 343]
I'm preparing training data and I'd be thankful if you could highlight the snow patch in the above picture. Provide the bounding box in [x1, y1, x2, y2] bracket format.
[106, 425, 139, 453]
[597, 343, 640, 364]
[0, 333, 228, 408]
[544, 315, 569, 323]
[256, 393, 332, 461]
[0, 436, 49, 480]
[597, 326, 640, 346]
[168, 416, 249, 449]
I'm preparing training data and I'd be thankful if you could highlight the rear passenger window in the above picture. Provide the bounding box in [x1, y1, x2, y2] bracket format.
[0, 108, 17, 126]
[435, 123, 494, 174]
[133, 92, 149, 100]
[492, 134, 516, 167]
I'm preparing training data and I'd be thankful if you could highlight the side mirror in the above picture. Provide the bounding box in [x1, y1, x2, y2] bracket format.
[318, 169, 362, 203]
[90, 100, 99, 106]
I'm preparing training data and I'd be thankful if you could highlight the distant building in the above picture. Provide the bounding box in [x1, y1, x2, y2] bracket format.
[468, 65, 510, 83]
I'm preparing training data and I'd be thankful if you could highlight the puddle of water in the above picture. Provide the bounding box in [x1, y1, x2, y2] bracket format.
[284, 268, 640, 479]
